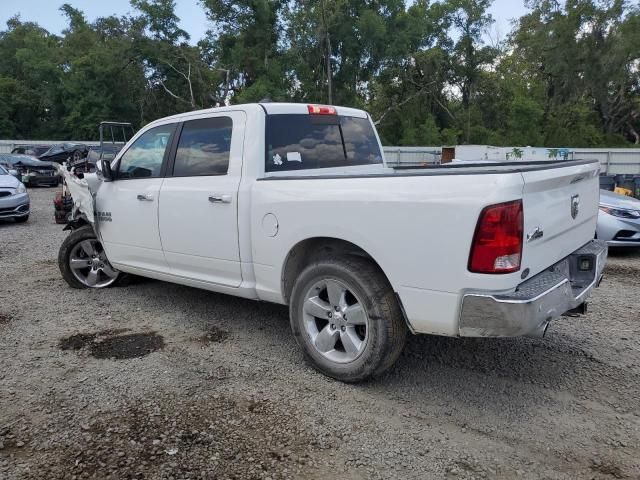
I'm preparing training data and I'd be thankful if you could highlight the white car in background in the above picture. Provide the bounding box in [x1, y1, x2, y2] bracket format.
[0, 164, 30, 222]
[597, 189, 640, 246]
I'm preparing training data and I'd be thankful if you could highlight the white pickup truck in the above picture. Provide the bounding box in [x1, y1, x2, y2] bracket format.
[57, 103, 607, 382]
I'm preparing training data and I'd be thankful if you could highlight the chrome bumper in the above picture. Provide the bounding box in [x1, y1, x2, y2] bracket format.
[459, 240, 608, 337]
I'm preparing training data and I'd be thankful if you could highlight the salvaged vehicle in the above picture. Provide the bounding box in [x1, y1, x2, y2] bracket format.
[0, 164, 29, 222]
[57, 103, 607, 382]
[39, 142, 89, 163]
[597, 189, 640, 246]
[10, 145, 50, 157]
[0, 154, 60, 187]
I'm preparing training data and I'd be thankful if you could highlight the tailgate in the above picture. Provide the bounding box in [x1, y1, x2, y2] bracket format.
[520, 161, 600, 277]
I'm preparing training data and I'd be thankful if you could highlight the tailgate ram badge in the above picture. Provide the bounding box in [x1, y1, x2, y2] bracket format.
[526, 226, 544, 243]
[571, 195, 580, 219]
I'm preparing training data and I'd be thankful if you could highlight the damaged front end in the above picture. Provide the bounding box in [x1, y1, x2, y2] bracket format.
[54, 163, 102, 233]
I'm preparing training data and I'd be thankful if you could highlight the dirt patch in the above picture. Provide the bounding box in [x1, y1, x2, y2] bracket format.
[194, 325, 230, 345]
[590, 460, 626, 479]
[59, 329, 164, 359]
[90, 333, 165, 359]
[26, 395, 325, 480]
[59, 328, 130, 351]
[0, 313, 11, 325]
[604, 262, 640, 278]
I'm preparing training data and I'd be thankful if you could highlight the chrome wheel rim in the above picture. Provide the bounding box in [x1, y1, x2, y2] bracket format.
[69, 239, 118, 288]
[302, 278, 369, 364]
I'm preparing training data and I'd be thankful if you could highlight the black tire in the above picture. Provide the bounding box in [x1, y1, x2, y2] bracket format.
[14, 215, 29, 223]
[290, 255, 407, 383]
[58, 225, 122, 289]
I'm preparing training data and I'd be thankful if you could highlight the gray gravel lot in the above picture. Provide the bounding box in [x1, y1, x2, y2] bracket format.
[1, 187, 639, 479]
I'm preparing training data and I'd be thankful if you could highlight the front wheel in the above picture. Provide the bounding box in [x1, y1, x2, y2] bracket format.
[290, 256, 407, 382]
[58, 225, 120, 289]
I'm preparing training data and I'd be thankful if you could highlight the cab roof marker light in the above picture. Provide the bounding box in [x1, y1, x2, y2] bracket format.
[307, 105, 337, 115]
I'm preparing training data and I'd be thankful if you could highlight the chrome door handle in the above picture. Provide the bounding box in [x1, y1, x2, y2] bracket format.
[208, 194, 232, 204]
[137, 193, 154, 201]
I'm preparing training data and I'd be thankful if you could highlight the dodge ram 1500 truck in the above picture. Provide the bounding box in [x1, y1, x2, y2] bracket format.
[57, 103, 607, 382]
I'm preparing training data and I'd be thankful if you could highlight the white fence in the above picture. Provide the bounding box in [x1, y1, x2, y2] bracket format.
[382, 146, 441, 165]
[445, 145, 640, 175]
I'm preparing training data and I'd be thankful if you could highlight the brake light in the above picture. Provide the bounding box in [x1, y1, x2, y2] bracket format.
[468, 200, 523, 274]
[307, 104, 337, 115]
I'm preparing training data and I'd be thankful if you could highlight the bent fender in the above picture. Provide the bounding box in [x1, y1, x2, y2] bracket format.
[55, 163, 99, 225]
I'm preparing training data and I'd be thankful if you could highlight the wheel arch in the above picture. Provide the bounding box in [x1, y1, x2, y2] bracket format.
[280, 237, 395, 304]
[63, 214, 90, 231]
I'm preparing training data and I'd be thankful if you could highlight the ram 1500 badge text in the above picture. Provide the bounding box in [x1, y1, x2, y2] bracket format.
[56, 103, 607, 382]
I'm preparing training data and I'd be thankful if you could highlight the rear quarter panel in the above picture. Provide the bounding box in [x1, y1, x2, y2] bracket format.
[249, 172, 527, 334]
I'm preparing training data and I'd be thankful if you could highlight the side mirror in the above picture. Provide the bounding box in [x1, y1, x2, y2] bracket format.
[100, 159, 114, 182]
[8, 169, 19, 178]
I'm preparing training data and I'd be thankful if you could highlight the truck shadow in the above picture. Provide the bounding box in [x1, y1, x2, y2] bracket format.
[607, 246, 640, 258]
[102, 278, 633, 418]
[376, 330, 634, 417]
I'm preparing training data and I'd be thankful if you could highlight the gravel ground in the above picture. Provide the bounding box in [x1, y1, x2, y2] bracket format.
[1, 187, 639, 480]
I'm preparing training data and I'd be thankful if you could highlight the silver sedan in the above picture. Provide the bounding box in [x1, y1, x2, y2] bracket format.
[597, 189, 640, 247]
[0, 164, 30, 223]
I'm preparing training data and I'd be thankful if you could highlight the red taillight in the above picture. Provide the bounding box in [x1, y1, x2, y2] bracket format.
[307, 104, 337, 115]
[468, 200, 523, 274]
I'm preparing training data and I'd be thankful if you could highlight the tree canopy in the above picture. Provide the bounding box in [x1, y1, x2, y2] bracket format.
[0, 0, 638, 146]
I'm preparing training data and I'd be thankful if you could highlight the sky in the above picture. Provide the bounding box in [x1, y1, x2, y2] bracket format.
[0, 0, 529, 44]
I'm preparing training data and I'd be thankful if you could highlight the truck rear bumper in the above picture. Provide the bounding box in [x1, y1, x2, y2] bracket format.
[458, 240, 607, 337]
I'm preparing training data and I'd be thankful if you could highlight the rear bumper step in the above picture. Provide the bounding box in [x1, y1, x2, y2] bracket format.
[458, 240, 607, 338]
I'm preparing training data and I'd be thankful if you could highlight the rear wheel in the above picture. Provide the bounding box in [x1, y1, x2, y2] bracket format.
[58, 225, 120, 289]
[290, 256, 407, 382]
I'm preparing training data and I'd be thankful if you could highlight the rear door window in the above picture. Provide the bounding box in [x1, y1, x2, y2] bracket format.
[265, 114, 382, 172]
[172, 117, 233, 176]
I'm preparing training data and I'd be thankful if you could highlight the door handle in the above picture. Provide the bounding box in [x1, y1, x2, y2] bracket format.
[137, 193, 154, 201]
[208, 194, 232, 204]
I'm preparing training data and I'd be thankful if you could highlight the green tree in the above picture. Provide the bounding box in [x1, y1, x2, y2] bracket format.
[0, 17, 61, 138]
[201, 0, 288, 102]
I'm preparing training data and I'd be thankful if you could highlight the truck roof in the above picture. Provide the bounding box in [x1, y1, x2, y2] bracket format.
[145, 102, 368, 128]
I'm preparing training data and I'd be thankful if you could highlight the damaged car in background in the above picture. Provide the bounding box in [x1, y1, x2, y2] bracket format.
[10, 144, 50, 157]
[0, 154, 60, 187]
[38, 142, 89, 163]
